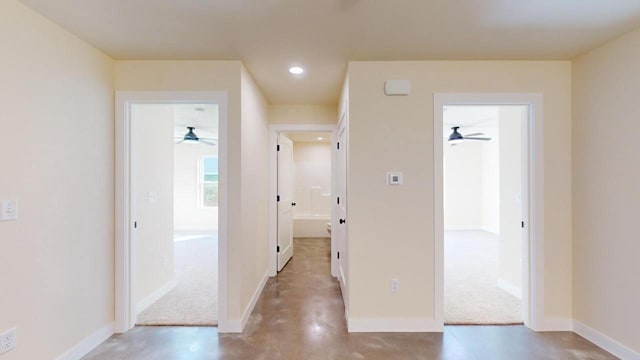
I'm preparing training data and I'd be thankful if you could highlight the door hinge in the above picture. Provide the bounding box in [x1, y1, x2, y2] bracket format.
[521, 221, 525, 228]
[337, 197, 340, 205]
[337, 251, 340, 259]
[277, 195, 280, 202]
[337, 142, 340, 150]
[277, 246, 280, 253]
[277, 144, 280, 151]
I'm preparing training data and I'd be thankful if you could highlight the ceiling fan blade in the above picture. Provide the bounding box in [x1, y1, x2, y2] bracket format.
[464, 133, 484, 137]
[200, 139, 217, 146]
[464, 137, 491, 141]
[200, 137, 218, 142]
[175, 140, 184, 144]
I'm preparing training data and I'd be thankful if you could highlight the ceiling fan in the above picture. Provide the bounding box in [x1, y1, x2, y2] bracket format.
[174, 126, 217, 146]
[448, 126, 491, 145]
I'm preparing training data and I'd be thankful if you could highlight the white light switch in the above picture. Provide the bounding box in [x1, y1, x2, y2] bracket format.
[1, 200, 17, 221]
[386, 172, 403, 185]
[148, 191, 158, 203]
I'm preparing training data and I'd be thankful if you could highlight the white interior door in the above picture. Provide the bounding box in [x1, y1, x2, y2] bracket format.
[336, 114, 348, 290]
[277, 133, 294, 271]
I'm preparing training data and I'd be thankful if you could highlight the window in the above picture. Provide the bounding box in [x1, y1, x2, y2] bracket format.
[199, 156, 218, 207]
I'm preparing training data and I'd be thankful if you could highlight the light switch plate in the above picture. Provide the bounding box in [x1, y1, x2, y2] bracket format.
[148, 191, 158, 204]
[1, 200, 17, 221]
[386, 172, 403, 185]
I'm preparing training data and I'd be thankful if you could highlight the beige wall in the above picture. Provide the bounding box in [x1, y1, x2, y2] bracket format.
[0, 1, 114, 359]
[498, 107, 524, 292]
[573, 28, 640, 353]
[269, 104, 338, 124]
[346, 61, 572, 322]
[174, 143, 218, 231]
[132, 105, 175, 305]
[239, 65, 270, 317]
[116, 60, 267, 323]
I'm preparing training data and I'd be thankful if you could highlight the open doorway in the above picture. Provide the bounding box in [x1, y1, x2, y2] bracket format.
[442, 105, 528, 325]
[130, 103, 219, 327]
[268, 125, 338, 278]
[275, 131, 333, 272]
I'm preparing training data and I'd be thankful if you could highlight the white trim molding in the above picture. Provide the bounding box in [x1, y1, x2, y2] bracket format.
[497, 278, 522, 300]
[434, 93, 545, 331]
[268, 124, 338, 278]
[219, 270, 270, 333]
[56, 323, 114, 360]
[136, 279, 176, 314]
[348, 318, 443, 333]
[115, 91, 229, 333]
[573, 321, 640, 360]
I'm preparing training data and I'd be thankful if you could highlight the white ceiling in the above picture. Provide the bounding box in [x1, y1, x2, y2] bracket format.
[173, 104, 218, 139]
[19, 0, 640, 105]
[443, 105, 499, 138]
[284, 132, 332, 143]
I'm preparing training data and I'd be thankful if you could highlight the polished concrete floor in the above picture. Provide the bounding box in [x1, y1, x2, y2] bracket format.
[84, 238, 615, 360]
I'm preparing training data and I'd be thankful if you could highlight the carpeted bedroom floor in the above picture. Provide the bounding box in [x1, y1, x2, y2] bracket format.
[445, 230, 522, 325]
[136, 232, 218, 326]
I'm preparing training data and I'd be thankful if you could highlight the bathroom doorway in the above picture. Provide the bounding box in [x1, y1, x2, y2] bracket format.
[268, 125, 338, 277]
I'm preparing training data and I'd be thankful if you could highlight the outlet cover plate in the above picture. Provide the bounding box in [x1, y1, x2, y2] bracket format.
[0, 327, 17, 354]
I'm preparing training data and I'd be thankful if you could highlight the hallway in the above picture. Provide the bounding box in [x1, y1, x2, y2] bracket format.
[83, 239, 614, 359]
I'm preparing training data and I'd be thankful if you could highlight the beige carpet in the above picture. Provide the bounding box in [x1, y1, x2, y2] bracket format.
[445, 230, 522, 325]
[136, 233, 218, 326]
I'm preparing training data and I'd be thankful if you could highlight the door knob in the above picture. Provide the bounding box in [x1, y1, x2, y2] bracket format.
[339, 219, 346, 224]
[291, 202, 296, 206]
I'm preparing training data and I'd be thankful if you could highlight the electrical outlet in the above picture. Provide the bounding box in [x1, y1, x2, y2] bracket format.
[0, 200, 17, 221]
[0, 327, 16, 354]
[390, 278, 400, 293]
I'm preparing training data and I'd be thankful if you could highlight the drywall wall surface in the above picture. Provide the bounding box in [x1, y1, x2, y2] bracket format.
[293, 142, 332, 217]
[498, 106, 524, 292]
[573, 27, 640, 353]
[443, 142, 484, 229]
[347, 61, 572, 322]
[132, 104, 175, 304]
[174, 143, 218, 231]
[269, 104, 338, 124]
[239, 65, 270, 318]
[481, 130, 500, 234]
[0, 1, 115, 358]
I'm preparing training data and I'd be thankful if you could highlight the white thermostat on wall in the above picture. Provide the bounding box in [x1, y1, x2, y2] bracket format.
[386, 172, 403, 185]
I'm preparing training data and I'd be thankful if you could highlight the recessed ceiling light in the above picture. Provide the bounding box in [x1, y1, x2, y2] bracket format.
[289, 66, 304, 75]
[317, 137, 324, 141]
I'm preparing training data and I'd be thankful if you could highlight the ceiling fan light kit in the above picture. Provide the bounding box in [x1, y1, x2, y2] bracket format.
[175, 126, 217, 146]
[448, 126, 491, 145]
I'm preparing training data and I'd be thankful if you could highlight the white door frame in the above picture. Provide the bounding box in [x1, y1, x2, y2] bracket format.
[115, 91, 229, 332]
[268, 124, 338, 277]
[433, 93, 545, 331]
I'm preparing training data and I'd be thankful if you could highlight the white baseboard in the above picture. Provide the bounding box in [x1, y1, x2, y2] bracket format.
[347, 317, 443, 332]
[219, 269, 269, 333]
[535, 318, 573, 331]
[444, 225, 484, 231]
[497, 278, 522, 300]
[136, 279, 176, 314]
[481, 226, 500, 235]
[573, 320, 640, 360]
[444, 226, 500, 235]
[56, 322, 114, 360]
